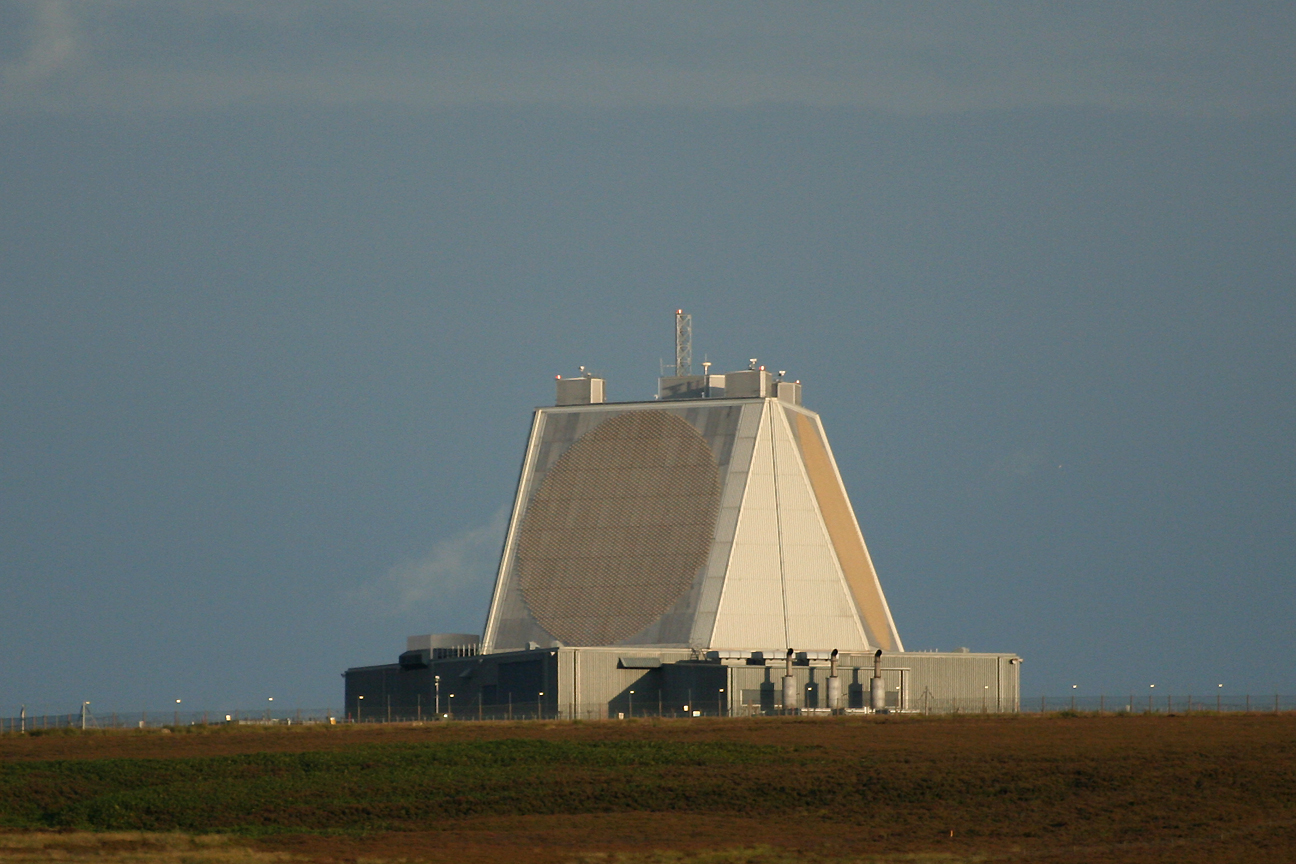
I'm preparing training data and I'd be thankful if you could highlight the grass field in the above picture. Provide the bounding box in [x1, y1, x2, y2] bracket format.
[1, 713, 1294, 863]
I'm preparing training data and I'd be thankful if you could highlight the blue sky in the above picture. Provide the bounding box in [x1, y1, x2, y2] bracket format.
[1, 1, 1293, 714]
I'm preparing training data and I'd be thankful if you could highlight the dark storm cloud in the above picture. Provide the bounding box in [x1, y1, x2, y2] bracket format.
[2, 1, 1292, 114]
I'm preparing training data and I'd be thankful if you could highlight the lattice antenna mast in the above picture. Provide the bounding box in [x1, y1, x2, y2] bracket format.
[674, 309, 692, 377]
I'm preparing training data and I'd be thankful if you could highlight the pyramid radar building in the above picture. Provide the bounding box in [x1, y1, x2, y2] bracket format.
[482, 363, 901, 656]
[343, 313, 1020, 719]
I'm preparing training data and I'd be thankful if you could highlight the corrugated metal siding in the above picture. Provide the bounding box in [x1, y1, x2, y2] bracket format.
[558, 647, 697, 718]
[839, 652, 1019, 712]
[720, 652, 1019, 713]
[346, 649, 1021, 719]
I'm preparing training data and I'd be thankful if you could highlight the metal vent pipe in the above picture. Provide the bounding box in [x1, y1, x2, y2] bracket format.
[870, 648, 885, 711]
[782, 648, 798, 713]
[826, 648, 842, 712]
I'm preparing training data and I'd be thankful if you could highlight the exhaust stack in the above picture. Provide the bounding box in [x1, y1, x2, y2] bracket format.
[782, 648, 798, 713]
[870, 648, 886, 711]
[827, 648, 842, 712]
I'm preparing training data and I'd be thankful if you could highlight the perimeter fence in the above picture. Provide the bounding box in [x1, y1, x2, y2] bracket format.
[0, 707, 336, 733]
[330, 694, 1296, 722]
[1022, 693, 1296, 714]
[4, 695, 1294, 731]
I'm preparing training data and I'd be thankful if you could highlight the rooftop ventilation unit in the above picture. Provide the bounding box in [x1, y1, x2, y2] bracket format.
[556, 368, 605, 405]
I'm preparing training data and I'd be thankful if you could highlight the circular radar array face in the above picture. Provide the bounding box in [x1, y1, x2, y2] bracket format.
[516, 410, 721, 646]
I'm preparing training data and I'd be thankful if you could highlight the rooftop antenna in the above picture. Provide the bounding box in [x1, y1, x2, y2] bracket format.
[675, 310, 692, 377]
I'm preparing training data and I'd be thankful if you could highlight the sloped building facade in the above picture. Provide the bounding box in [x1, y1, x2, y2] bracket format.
[482, 393, 902, 656]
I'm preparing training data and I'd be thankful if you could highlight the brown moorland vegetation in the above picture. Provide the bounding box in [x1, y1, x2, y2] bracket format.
[1, 712, 1294, 864]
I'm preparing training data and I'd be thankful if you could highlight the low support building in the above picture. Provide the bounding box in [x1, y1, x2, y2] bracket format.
[344, 646, 1020, 720]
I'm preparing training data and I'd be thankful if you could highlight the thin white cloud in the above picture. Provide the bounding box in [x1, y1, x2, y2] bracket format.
[1, 1, 1292, 115]
[1, 0, 78, 90]
[348, 506, 508, 622]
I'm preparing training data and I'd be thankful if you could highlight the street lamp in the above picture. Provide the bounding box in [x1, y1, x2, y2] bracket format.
[538, 691, 545, 720]
[718, 688, 725, 717]
[628, 690, 634, 718]
[448, 693, 455, 719]
[357, 694, 364, 722]
[435, 675, 441, 719]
